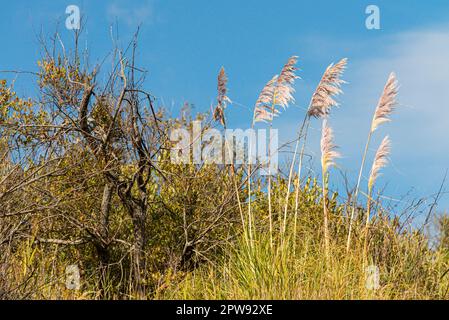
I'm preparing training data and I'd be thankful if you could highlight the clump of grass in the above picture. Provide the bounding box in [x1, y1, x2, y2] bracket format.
[283, 58, 347, 253]
[252, 56, 299, 248]
[158, 61, 448, 301]
[160, 209, 449, 300]
[320, 120, 340, 261]
[347, 73, 398, 252]
[364, 136, 391, 262]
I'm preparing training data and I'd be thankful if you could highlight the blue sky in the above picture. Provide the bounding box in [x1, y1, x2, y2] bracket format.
[1, 0, 449, 221]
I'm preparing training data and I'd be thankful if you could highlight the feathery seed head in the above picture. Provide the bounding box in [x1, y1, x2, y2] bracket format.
[371, 73, 398, 132]
[217, 67, 231, 105]
[254, 56, 299, 124]
[254, 75, 279, 123]
[308, 58, 347, 118]
[320, 120, 340, 174]
[213, 67, 231, 126]
[278, 56, 299, 85]
[368, 136, 391, 190]
[213, 105, 226, 126]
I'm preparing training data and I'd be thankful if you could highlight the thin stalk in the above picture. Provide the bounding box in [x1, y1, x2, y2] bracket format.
[267, 170, 273, 248]
[346, 130, 373, 252]
[247, 119, 255, 247]
[363, 187, 373, 266]
[322, 172, 330, 263]
[223, 122, 248, 247]
[293, 117, 311, 248]
[267, 122, 274, 249]
[282, 114, 309, 238]
[233, 165, 248, 246]
[266, 89, 282, 248]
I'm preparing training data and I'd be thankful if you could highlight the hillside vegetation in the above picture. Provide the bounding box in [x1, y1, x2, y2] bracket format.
[1, 32, 448, 300]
